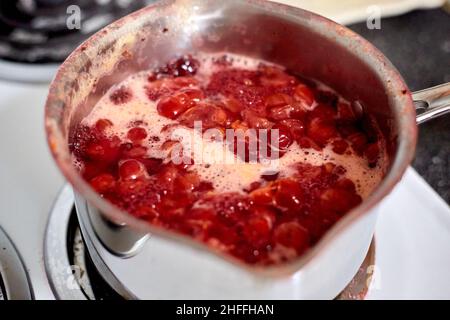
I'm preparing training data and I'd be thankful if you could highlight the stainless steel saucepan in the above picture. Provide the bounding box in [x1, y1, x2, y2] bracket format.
[45, 0, 450, 298]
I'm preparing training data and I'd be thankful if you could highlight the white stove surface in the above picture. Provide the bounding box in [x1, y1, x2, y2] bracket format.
[0, 79, 449, 299]
[0, 80, 64, 299]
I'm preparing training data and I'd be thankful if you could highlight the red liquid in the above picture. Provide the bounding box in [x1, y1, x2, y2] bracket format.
[70, 54, 385, 265]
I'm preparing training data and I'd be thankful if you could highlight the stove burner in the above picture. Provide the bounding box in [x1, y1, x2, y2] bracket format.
[45, 185, 375, 300]
[70, 211, 124, 300]
[45, 184, 122, 300]
[0, 268, 6, 300]
[0, 0, 153, 82]
[0, 0, 150, 63]
[0, 226, 33, 300]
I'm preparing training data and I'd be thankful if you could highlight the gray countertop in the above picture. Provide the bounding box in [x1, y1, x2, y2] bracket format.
[349, 8, 450, 204]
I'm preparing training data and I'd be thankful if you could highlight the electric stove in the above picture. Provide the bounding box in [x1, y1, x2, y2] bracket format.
[0, 1, 449, 300]
[1, 77, 448, 299]
[0, 0, 152, 82]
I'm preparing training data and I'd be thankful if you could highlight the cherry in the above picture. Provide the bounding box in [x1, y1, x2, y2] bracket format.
[85, 136, 121, 163]
[338, 124, 359, 138]
[242, 109, 273, 129]
[94, 119, 113, 133]
[274, 179, 304, 211]
[127, 127, 147, 142]
[184, 208, 217, 236]
[265, 93, 293, 108]
[157, 193, 195, 221]
[85, 143, 105, 160]
[231, 120, 249, 131]
[207, 224, 238, 246]
[69, 124, 93, 158]
[194, 181, 215, 192]
[243, 215, 272, 246]
[320, 187, 362, 214]
[170, 55, 199, 77]
[278, 119, 305, 140]
[178, 88, 204, 102]
[175, 172, 201, 191]
[90, 173, 116, 193]
[116, 178, 149, 198]
[222, 97, 243, 114]
[178, 103, 228, 129]
[119, 159, 147, 180]
[267, 105, 289, 121]
[259, 65, 296, 87]
[347, 132, 368, 155]
[157, 93, 192, 119]
[267, 103, 305, 121]
[335, 178, 357, 192]
[203, 193, 250, 225]
[151, 55, 199, 78]
[273, 222, 309, 252]
[337, 102, 357, 123]
[156, 164, 180, 191]
[307, 117, 338, 146]
[244, 205, 276, 247]
[293, 163, 324, 185]
[187, 208, 216, 224]
[250, 185, 275, 206]
[293, 84, 314, 106]
[332, 139, 349, 154]
[82, 162, 107, 180]
[270, 123, 293, 152]
[297, 137, 321, 151]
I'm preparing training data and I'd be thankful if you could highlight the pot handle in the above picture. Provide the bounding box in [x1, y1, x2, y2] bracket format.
[413, 82, 450, 124]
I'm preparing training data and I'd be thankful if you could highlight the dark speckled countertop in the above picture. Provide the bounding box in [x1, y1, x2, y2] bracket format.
[349, 8, 450, 204]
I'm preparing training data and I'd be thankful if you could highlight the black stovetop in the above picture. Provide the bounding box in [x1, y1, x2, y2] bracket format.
[0, 0, 149, 63]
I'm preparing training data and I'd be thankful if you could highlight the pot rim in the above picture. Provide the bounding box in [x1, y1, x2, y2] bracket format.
[44, 0, 417, 276]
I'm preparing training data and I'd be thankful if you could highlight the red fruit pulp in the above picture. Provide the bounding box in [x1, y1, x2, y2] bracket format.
[69, 54, 385, 266]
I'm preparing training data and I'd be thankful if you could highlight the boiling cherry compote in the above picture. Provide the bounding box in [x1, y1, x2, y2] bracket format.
[70, 54, 386, 265]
